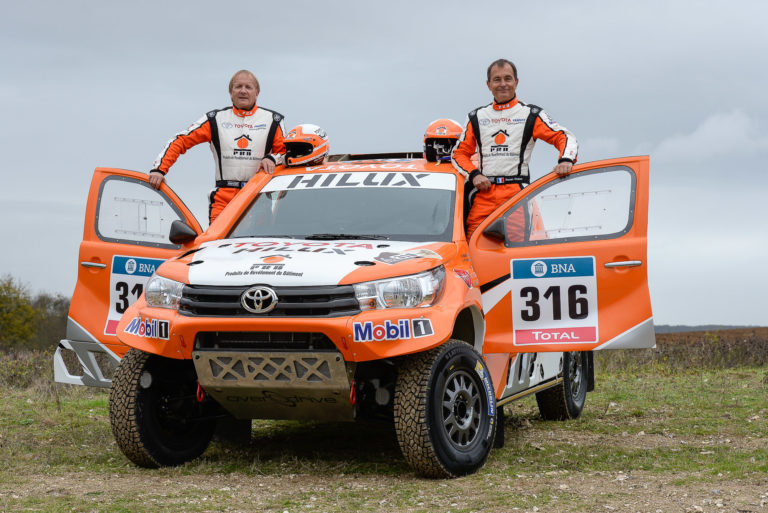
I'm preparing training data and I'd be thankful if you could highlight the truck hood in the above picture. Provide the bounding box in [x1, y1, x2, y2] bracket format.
[184, 238, 448, 286]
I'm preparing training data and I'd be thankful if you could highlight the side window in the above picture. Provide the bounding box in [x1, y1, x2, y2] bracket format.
[501, 167, 635, 247]
[95, 176, 185, 249]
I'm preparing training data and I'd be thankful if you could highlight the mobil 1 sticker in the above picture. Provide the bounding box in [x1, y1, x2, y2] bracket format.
[104, 255, 164, 336]
[510, 256, 598, 345]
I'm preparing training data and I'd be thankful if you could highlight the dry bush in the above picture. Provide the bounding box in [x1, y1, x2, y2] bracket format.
[0, 348, 56, 389]
[2, 328, 768, 391]
[596, 327, 768, 373]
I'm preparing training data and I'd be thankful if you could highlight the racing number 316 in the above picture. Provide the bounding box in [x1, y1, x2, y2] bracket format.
[519, 285, 588, 321]
[115, 282, 143, 313]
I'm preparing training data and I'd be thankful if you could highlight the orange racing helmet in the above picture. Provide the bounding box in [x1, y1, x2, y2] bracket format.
[284, 124, 329, 166]
[423, 118, 462, 162]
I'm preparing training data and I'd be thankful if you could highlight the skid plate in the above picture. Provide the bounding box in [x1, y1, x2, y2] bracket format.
[193, 350, 355, 421]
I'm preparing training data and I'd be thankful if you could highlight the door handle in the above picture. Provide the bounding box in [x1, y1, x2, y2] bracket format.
[604, 260, 642, 268]
[81, 261, 107, 269]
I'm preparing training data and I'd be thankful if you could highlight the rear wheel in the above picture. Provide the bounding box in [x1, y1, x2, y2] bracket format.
[394, 340, 497, 477]
[109, 349, 215, 467]
[536, 351, 588, 420]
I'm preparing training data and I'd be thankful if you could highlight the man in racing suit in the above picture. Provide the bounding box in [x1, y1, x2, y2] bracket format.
[452, 59, 578, 237]
[149, 70, 286, 223]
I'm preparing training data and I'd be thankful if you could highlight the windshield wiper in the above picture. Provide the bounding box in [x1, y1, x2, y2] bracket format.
[304, 233, 390, 240]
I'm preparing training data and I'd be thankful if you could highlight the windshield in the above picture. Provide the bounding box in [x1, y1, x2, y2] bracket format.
[230, 171, 456, 242]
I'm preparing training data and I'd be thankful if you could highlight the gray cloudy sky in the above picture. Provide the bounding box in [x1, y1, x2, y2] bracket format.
[1, 0, 766, 325]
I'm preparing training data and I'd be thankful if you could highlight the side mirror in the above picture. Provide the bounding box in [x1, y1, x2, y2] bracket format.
[169, 220, 197, 245]
[482, 219, 506, 242]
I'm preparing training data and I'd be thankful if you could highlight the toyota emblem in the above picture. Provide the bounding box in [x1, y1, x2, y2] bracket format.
[241, 286, 278, 314]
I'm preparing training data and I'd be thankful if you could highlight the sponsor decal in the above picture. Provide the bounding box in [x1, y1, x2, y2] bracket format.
[352, 318, 433, 342]
[374, 249, 441, 265]
[285, 172, 429, 190]
[262, 170, 456, 192]
[226, 240, 374, 256]
[233, 135, 252, 157]
[412, 319, 434, 338]
[222, 122, 266, 130]
[224, 255, 303, 278]
[489, 129, 510, 154]
[123, 317, 170, 340]
[105, 255, 164, 336]
[235, 134, 251, 148]
[511, 256, 598, 345]
[474, 360, 496, 417]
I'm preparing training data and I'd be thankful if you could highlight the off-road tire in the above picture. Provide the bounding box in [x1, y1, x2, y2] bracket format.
[394, 340, 497, 478]
[109, 349, 215, 468]
[536, 351, 588, 421]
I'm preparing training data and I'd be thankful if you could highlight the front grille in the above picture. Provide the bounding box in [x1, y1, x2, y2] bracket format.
[179, 284, 361, 317]
[195, 331, 337, 351]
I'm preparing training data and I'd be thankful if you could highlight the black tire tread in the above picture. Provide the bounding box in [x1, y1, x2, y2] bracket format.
[535, 352, 586, 421]
[535, 381, 572, 421]
[109, 349, 160, 468]
[394, 340, 477, 478]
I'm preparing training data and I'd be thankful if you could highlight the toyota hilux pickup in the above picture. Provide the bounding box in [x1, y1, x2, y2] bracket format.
[54, 154, 654, 477]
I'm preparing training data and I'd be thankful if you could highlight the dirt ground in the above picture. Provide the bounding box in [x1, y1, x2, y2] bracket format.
[4, 467, 768, 513]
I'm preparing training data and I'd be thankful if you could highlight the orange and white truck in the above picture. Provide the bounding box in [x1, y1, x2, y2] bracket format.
[54, 154, 654, 477]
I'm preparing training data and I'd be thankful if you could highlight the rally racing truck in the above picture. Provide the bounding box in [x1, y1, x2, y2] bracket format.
[54, 154, 654, 477]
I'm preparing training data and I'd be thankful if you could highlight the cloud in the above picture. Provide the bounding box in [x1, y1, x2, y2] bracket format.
[578, 137, 620, 162]
[652, 110, 768, 163]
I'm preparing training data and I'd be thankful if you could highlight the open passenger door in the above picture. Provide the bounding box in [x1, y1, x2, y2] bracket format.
[469, 156, 654, 354]
[54, 168, 201, 387]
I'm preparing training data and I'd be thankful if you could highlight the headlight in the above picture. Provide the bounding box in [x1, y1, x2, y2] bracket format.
[353, 266, 445, 310]
[145, 275, 184, 310]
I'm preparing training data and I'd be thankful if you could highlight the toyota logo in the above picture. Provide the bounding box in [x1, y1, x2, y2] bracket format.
[241, 286, 278, 314]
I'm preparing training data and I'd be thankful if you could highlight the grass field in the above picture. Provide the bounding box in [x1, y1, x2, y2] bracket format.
[1, 330, 767, 512]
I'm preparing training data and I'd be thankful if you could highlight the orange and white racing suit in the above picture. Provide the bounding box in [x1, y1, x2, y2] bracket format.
[452, 97, 577, 237]
[152, 105, 286, 222]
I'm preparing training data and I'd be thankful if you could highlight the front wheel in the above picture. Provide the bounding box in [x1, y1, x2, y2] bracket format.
[394, 340, 497, 478]
[109, 349, 215, 468]
[535, 351, 588, 421]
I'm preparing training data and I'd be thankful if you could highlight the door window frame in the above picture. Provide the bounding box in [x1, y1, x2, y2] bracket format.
[501, 165, 637, 248]
[94, 175, 187, 249]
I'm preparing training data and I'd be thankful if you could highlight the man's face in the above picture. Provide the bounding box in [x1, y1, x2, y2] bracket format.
[487, 64, 518, 103]
[230, 73, 259, 110]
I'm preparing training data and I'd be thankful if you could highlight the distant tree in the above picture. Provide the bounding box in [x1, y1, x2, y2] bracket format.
[0, 276, 37, 349]
[30, 291, 70, 350]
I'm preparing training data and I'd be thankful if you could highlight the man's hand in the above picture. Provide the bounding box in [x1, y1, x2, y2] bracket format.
[553, 161, 573, 176]
[149, 170, 165, 189]
[259, 158, 276, 175]
[472, 174, 492, 192]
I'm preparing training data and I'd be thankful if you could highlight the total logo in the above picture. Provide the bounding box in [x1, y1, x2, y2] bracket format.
[353, 318, 434, 342]
[123, 317, 170, 340]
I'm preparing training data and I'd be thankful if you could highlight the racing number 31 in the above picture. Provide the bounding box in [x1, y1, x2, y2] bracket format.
[115, 282, 144, 313]
[519, 285, 588, 321]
